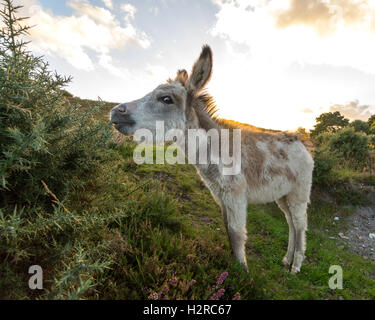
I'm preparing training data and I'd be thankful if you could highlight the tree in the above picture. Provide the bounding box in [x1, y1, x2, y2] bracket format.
[350, 119, 370, 134]
[367, 114, 375, 134]
[310, 111, 349, 139]
[367, 114, 375, 127]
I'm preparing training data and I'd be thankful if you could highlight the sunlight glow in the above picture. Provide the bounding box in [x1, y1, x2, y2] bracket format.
[208, 0, 375, 130]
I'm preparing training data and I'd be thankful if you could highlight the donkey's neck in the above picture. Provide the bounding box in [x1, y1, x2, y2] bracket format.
[193, 104, 221, 131]
[185, 104, 224, 183]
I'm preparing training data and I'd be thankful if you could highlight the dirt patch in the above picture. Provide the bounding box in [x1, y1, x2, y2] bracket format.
[345, 206, 375, 260]
[339, 190, 375, 261]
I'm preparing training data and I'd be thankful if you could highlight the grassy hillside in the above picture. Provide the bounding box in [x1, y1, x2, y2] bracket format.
[2, 0, 374, 301]
[2, 93, 374, 300]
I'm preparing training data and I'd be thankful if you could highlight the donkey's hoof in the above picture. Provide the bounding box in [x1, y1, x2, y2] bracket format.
[282, 256, 292, 267]
[241, 262, 249, 273]
[290, 266, 300, 274]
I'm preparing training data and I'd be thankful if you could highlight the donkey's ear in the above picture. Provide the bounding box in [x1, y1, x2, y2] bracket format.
[187, 45, 213, 93]
[175, 69, 189, 86]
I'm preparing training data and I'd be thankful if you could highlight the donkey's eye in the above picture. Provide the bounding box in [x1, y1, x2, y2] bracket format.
[160, 96, 173, 105]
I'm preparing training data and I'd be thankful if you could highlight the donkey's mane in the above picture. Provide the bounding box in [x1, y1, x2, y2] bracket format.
[196, 92, 219, 121]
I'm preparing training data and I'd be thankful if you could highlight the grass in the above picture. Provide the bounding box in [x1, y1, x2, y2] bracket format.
[1, 96, 374, 300]
[88, 140, 375, 299]
[245, 202, 375, 299]
[333, 166, 375, 186]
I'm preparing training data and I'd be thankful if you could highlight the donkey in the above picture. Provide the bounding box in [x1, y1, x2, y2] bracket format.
[110, 45, 314, 273]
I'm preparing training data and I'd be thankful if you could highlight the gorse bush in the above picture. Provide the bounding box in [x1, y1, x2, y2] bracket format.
[311, 117, 372, 204]
[311, 131, 333, 148]
[350, 119, 370, 134]
[0, 1, 116, 298]
[0, 1, 112, 207]
[369, 135, 375, 149]
[312, 148, 335, 187]
[312, 127, 370, 169]
[327, 127, 370, 165]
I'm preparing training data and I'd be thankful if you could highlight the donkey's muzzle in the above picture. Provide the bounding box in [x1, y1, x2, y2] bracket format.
[110, 103, 136, 126]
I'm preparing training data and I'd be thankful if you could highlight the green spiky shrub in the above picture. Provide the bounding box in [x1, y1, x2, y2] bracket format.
[0, 2, 112, 206]
[327, 127, 370, 166]
[312, 125, 371, 205]
[0, 0, 115, 298]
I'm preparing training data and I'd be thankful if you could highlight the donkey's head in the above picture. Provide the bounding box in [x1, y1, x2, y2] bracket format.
[110, 45, 213, 137]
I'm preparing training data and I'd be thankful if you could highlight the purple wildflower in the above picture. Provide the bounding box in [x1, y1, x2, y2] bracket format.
[232, 292, 241, 300]
[210, 288, 225, 300]
[218, 288, 225, 297]
[148, 292, 159, 300]
[217, 272, 229, 285]
[188, 279, 196, 287]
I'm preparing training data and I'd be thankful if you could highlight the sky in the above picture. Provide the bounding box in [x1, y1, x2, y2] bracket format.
[13, 0, 375, 130]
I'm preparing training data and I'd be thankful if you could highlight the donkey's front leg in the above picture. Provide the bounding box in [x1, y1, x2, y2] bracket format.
[222, 195, 248, 271]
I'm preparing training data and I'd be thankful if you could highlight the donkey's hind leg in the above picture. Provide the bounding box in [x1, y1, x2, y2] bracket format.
[288, 201, 308, 274]
[276, 196, 296, 267]
[222, 195, 248, 271]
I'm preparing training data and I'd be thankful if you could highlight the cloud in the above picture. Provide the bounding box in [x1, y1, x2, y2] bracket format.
[276, 0, 375, 35]
[329, 100, 373, 120]
[98, 53, 131, 80]
[301, 108, 314, 114]
[121, 3, 138, 24]
[211, 0, 375, 74]
[18, 0, 151, 71]
[101, 0, 113, 10]
[121, 4, 137, 17]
